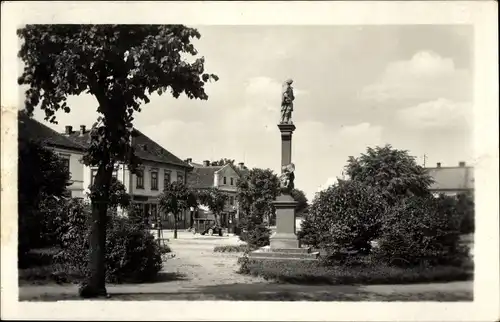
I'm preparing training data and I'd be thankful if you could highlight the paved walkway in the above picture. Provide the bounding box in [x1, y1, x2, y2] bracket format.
[19, 232, 473, 301]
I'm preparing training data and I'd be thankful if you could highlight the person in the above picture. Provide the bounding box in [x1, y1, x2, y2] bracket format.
[280, 79, 295, 124]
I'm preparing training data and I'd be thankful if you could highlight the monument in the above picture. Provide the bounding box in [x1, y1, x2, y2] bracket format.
[249, 79, 319, 261]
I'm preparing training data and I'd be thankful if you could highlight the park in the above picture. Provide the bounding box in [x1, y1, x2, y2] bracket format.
[16, 25, 474, 302]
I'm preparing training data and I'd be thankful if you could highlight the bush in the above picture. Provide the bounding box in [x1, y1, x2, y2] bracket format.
[457, 192, 475, 234]
[374, 196, 469, 267]
[239, 258, 473, 285]
[213, 244, 249, 253]
[300, 180, 388, 257]
[239, 222, 270, 249]
[55, 198, 163, 283]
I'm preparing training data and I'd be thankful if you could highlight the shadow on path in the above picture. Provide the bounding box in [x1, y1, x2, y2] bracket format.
[20, 281, 473, 302]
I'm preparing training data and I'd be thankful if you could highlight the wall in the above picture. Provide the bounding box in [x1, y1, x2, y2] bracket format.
[214, 165, 240, 213]
[53, 147, 85, 199]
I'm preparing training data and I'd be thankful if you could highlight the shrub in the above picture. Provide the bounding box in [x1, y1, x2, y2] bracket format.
[301, 180, 388, 257]
[374, 195, 469, 267]
[213, 244, 249, 253]
[239, 220, 271, 249]
[456, 192, 475, 234]
[56, 198, 163, 283]
[239, 258, 472, 285]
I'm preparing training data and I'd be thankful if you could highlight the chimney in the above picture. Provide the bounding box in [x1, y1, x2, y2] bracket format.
[65, 125, 73, 135]
[185, 158, 192, 164]
[238, 162, 244, 169]
[459, 161, 466, 167]
[79, 125, 86, 135]
[203, 160, 210, 167]
[437, 162, 441, 168]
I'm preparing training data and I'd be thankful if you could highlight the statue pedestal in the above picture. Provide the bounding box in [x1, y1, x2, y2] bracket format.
[270, 193, 299, 249]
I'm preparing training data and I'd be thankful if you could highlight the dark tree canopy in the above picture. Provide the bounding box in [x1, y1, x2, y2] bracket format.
[290, 188, 309, 214]
[211, 158, 235, 166]
[18, 24, 218, 170]
[345, 145, 434, 204]
[236, 168, 280, 220]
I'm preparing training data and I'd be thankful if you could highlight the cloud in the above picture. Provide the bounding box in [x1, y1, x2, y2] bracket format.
[360, 51, 471, 102]
[397, 98, 473, 129]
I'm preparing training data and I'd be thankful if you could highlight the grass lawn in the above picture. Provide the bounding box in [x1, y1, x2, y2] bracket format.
[239, 256, 474, 286]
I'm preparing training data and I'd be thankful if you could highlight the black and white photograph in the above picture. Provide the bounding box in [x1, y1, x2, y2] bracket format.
[1, 1, 498, 321]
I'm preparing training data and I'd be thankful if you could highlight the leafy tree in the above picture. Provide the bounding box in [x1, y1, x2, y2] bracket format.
[211, 158, 235, 166]
[89, 176, 131, 211]
[345, 145, 434, 205]
[236, 168, 280, 225]
[159, 181, 198, 239]
[299, 180, 388, 257]
[290, 188, 308, 215]
[18, 124, 71, 257]
[197, 187, 228, 230]
[18, 24, 218, 298]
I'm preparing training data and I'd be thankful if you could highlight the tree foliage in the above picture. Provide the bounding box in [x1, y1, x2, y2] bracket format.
[345, 145, 433, 204]
[291, 188, 308, 215]
[374, 195, 468, 267]
[17, 24, 218, 297]
[197, 187, 229, 227]
[18, 124, 71, 256]
[299, 180, 388, 257]
[89, 176, 131, 209]
[211, 158, 235, 166]
[236, 168, 280, 224]
[159, 181, 198, 238]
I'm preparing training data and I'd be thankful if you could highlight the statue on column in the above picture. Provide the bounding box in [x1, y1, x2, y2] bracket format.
[280, 79, 295, 124]
[279, 163, 295, 193]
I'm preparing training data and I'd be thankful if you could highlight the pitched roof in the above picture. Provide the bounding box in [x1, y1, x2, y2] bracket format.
[18, 112, 85, 151]
[426, 166, 474, 191]
[67, 128, 191, 168]
[187, 166, 222, 189]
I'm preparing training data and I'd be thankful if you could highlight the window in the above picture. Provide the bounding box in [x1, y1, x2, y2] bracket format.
[136, 169, 144, 189]
[177, 172, 184, 183]
[230, 196, 234, 206]
[90, 169, 98, 187]
[230, 177, 234, 185]
[151, 170, 158, 190]
[164, 171, 171, 190]
[223, 176, 227, 184]
[61, 157, 70, 174]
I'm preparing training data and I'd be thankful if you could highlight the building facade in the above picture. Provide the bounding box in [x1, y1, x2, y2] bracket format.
[64, 125, 193, 229]
[426, 161, 475, 197]
[186, 159, 248, 232]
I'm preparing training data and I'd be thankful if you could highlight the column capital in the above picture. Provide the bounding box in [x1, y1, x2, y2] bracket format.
[277, 123, 296, 134]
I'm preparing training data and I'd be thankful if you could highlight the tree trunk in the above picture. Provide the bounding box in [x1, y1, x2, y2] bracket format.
[79, 163, 113, 298]
[174, 212, 178, 239]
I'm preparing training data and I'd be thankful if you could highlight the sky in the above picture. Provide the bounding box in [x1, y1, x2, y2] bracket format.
[24, 25, 474, 201]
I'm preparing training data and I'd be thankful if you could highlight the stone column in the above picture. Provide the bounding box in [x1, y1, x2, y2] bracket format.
[270, 123, 299, 249]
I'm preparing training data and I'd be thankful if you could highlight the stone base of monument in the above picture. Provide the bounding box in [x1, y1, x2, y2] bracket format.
[247, 193, 319, 261]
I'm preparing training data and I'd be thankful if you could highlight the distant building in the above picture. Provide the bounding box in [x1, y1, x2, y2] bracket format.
[64, 124, 193, 229]
[186, 159, 248, 232]
[18, 112, 86, 198]
[426, 161, 474, 197]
